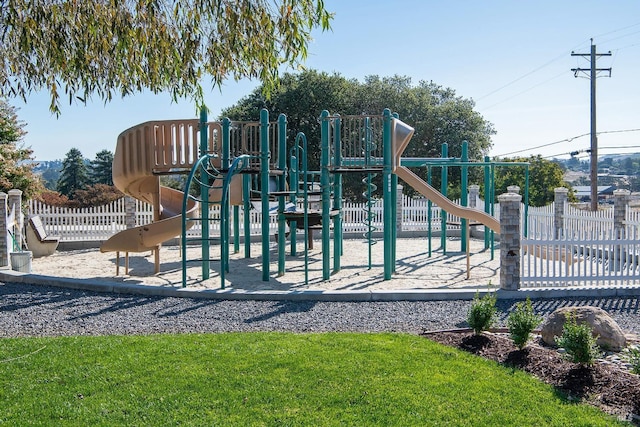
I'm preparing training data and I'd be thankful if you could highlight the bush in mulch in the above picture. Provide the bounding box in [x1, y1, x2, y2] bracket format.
[424, 330, 640, 423]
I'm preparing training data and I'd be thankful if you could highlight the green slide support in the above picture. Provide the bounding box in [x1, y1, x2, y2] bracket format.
[260, 109, 270, 281]
[382, 109, 393, 280]
[320, 110, 331, 280]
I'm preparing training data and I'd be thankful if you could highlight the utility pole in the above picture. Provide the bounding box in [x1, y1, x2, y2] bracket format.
[571, 39, 611, 211]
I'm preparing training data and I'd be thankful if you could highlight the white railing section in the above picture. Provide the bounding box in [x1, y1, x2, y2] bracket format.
[525, 203, 554, 238]
[564, 203, 615, 237]
[521, 228, 640, 287]
[28, 196, 640, 288]
[28, 195, 492, 242]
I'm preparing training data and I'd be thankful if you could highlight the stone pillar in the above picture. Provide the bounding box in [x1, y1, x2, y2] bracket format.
[612, 189, 630, 271]
[125, 196, 136, 229]
[554, 187, 568, 239]
[0, 192, 8, 267]
[498, 192, 522, 290]
[396, 184, 403, 232]
[613, 189, 630, 237]
[8, 189, 23, 251]
[469, 185, 479, 209]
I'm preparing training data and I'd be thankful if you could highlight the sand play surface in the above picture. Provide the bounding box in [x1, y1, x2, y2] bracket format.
[27, 237, 500, 292]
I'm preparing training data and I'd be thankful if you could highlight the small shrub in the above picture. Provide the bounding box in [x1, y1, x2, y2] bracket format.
[507, 298, 542, 349]
[623, 346, 640, 375]
[467, 292, 497, 335]
[555, 313, 601, 366]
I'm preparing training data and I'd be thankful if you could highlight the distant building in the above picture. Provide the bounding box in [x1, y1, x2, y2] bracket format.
[572, 185, 616, 202]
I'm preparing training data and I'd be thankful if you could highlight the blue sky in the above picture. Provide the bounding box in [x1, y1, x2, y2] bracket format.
[11, 0, 640, 162]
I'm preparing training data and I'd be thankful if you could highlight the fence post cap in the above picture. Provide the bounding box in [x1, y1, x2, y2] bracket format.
[498, 193, 522, 202]
[554, 187, 569, 194]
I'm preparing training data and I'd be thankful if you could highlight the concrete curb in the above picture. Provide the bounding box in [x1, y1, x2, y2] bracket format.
[1, 269, 639, 302]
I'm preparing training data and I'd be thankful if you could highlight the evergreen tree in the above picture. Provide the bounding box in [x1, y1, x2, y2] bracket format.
[57, 148, 89, 197]
[0, 100, 43, 198]
[89, 149, 114, 185]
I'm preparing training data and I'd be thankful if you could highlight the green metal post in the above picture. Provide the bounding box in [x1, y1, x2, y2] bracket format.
[296, 132, 310, 284]
[320, 110, 331, 280]
[222, 118, 239, 255]
[221, 118, 231, 277]
[382, 109, 393, 280]
[524, 165, 529, 238]
[233, 205, 240, 253]
[490, 161, 496, 260]
[483, 155, 491, 250]
[333, 115, 342, 273]
[199, 107, 210, 280]
[289, 150, 298, 256]
[427, 167, 432, 257]
[260, 109, 270, 281]
[391, 112, 400, 271]
[460, 140, 469, 252]
[440, 143, 448, 254]
[277, 114, 287, 276]
[364, 117, 373, 269]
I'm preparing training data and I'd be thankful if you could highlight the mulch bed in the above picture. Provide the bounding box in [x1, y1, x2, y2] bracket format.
[423, 330, 640, 424]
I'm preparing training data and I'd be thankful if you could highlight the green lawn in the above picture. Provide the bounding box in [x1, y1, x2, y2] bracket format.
[0, 333, 623, 426]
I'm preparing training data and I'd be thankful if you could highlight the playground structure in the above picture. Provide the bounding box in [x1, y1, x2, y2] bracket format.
[103, 108, 509, 288]
[99, 119, 201, 273]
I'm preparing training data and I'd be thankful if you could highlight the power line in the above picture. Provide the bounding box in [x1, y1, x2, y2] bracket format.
[475, 53, 569, 102]
[600, 145, 640, 150]
[473, 23, 639, 110]
[479, 71, 566, 111]
[543, 145, 640, 160]
[494, 128, 640, 157]
[496, 133, 590, 157]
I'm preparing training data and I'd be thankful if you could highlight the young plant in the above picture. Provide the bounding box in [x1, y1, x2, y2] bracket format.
[622, 346, 640, 375]
[507, 298, 542, 350]
[467, 292, 497, 335]
[555, 313, 601, 366]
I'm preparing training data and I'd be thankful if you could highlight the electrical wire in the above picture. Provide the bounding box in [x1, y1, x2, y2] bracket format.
[495, 129, 640, 158]
[496, 133, 590, 157]
[475, 23, 640, 110]
[479, 71, 566, 111]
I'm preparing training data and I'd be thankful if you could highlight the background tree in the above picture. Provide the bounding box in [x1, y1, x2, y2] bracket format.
[1, 0, 332, 114]
[72, 184, 123, 208]
[221, 70, 495, 200]
[0, 100, 43, 198]
[89, 150, 114, 186]
[493, 155, 570, 207]
[57, 148, 89, 198]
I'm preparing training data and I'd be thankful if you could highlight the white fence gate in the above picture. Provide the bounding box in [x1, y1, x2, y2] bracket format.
[522, 203, 640, 288]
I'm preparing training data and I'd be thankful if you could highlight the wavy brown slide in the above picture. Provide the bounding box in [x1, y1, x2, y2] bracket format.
[395, 166, 500, 234]
[100, 121, 200, 274]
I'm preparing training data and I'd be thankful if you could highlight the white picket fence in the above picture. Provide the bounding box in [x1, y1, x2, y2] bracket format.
[522, 202, 640, 288]
[27, 195, 479, 242]
[26, 196, 640, 288]
[521, 229, 640, 288]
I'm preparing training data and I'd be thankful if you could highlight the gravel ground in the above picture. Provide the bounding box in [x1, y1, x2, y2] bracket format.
[1, 282, 639, 338]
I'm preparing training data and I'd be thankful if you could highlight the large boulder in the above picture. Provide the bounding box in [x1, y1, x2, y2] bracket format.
[540, 306, 627, 351]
